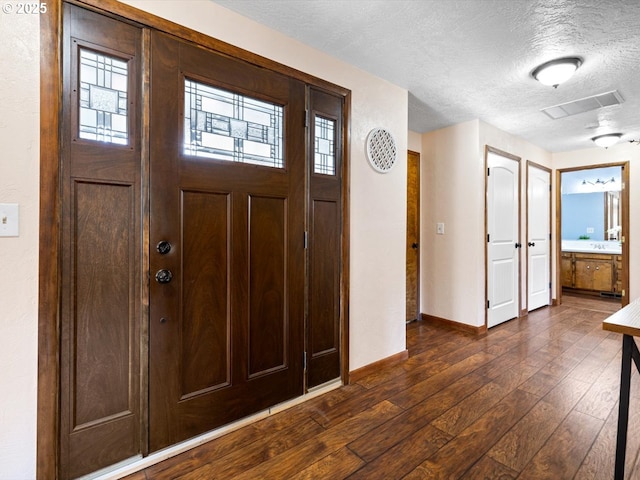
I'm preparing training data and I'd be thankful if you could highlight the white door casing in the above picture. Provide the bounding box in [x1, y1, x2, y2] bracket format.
[487, 151, 520, 328]
[527, 164, 551, 311]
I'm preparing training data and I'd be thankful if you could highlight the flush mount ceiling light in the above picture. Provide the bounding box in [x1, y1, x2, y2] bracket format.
[531, 57, 582, 88]
[592, 133, 622, 148]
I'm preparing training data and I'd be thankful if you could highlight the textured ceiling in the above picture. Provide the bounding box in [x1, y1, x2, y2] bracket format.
[212, 0, 640, 152]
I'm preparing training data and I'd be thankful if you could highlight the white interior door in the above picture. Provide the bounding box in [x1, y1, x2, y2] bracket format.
[527, 164, 551, 311]
[487, 151, 519, 328]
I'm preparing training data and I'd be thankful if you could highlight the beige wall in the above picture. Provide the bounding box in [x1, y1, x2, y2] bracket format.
[422, 120, 483, 325]
[553, 143, 640, 301]
[0, 10, 39, 480]
[0, 2, 409, 475]
[421, 120, 552, 327]
[408, 130, 422, 153]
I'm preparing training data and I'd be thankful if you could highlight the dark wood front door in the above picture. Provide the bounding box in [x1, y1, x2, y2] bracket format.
[56, 5, 346, 476]
[148, 32, 306, 451]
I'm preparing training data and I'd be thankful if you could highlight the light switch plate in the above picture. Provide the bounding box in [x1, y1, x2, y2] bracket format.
[436, 222, 445, 235]
[586, 227, 594, 234]
[0, 203, 19, 237]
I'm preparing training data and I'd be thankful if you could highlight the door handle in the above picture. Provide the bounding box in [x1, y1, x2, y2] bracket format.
[515, 243, 522, 248]
[412, 242, 419, 249]
[156, 240, 172, 255]
[528, 242, 535, 247]
[155, 269, 173, 284]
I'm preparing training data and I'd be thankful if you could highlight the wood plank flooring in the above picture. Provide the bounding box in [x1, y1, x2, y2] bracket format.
[125, 294, 640, 479]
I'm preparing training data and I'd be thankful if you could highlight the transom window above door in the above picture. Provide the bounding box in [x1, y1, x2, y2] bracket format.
[184, 79, 284, 168]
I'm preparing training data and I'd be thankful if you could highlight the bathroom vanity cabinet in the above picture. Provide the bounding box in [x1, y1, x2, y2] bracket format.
[561, 251, 622, 295]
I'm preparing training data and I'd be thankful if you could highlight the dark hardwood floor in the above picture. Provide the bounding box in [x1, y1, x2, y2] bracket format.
[125, 294, 640, 479]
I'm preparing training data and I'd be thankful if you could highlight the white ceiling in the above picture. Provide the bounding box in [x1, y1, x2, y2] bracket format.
[212, 0, 640, 153]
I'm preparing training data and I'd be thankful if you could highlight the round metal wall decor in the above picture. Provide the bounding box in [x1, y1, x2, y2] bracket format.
[366, 128, 397, 173]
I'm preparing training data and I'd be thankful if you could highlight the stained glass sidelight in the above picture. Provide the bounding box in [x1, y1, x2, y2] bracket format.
[79, 48, 129, 145]
[314, 115, 336, 175]
[184, 79, 284, 168]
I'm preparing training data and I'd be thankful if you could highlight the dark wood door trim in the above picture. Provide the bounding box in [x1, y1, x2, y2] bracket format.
[38, 2, 62, 478]
[38, 1, 351, 477]
[340, 93, 351, 385]
[406, 150, 420, 322]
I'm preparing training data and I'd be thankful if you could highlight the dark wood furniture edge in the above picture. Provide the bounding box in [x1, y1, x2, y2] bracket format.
[602, 298, 640, 479]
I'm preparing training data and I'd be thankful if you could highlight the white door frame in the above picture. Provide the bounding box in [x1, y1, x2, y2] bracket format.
[485, 146, 521, 328]
[527, 161, 552, 311]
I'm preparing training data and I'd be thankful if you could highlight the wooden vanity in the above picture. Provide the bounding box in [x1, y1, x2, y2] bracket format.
[561, 251, 622, 296]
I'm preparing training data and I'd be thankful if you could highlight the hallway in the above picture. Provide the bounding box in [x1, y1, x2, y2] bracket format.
[125, 295, 635, 479]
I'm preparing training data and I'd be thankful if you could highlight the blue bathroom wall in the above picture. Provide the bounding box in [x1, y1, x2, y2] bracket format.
[562, 192, 604, 240]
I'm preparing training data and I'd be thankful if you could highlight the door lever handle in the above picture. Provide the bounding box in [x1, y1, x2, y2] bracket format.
[515, 243, 522, 249]
[528, 242, 536, 247]
[411, 242, 419, 249]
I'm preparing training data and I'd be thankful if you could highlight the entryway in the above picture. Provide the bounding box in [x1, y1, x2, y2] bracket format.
[47, 3, 349, 478]
[557, 163, 630, 308]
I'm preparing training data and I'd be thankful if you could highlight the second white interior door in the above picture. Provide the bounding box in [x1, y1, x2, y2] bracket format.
[527, 163, 551, 311]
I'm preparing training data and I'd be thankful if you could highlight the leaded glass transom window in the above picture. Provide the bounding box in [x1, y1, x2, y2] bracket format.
[184, 79, 284, 168]
[79, 48, 129, 145]
[314, 115, 336, 175]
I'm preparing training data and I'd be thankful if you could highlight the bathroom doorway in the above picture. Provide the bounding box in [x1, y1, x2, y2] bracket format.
[557, 162, 629, 307]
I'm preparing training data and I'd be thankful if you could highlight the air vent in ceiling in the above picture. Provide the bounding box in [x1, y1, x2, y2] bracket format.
[541, 90, 624, 120]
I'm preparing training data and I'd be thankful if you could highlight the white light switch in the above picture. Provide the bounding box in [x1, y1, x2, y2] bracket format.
[436, 222, 445, 235]
[586, 227, 594, 234]
[0, 203, 19, 237]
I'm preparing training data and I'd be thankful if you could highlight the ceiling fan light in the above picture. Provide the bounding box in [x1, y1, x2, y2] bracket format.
[532, 57, 582, 87]
[592, 133, 622, 148]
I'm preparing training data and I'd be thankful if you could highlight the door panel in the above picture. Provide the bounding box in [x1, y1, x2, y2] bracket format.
[249, 195, 288, 376]
[60, 5, 142, 478]
[527, 164, 551, 311]
[180, 191, 231, 396]
[73, 182, 133, 425]
[310, 199, 339, 353]
[149, 31, 305, 451]
[487, 151, 520, 328]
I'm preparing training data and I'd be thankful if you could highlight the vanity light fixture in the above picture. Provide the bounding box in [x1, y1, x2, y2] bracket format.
[582, 177, 615, 186]
[531, 57, 582, 88]
[592, 133, 622, 148]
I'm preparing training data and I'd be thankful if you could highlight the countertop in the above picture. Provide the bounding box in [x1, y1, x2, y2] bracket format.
[562, 240, 622, 255]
